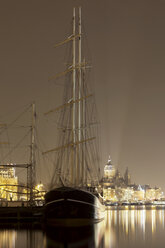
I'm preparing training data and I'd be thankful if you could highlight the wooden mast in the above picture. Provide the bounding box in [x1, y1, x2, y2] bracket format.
[43, 7, 96, 188]
[29, 102, 36, 205]
[77, 6, 82, 186]
[71, 7, 76, 186]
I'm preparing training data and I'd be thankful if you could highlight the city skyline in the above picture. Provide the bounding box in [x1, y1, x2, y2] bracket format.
[102, 156, 164, 204]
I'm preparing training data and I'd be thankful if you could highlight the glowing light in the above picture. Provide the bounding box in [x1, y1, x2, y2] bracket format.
[151, 209, 156, 234]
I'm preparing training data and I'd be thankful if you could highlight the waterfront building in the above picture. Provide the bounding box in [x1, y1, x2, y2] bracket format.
[101, 156, 164, 204]
[18, 182, 46, 202]
[34, 183, 45, 201]
[133, 185, 145, 202]
[116, 187, 134, 202]
[102, 156, 132, 203]
[145, 187, 164, 201]
[0, 165, 46, 203]
[103, 187, 117, 203]
[0, 166, 18, 201]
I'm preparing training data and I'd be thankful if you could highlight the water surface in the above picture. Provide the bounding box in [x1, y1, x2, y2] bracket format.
[1, 206, 165, 248]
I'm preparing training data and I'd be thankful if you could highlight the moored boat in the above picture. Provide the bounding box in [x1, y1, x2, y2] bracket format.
[44, 7, 105, 226]
[45, 187, 105, 226]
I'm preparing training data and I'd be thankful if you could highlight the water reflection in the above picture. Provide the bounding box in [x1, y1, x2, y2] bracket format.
[45, 218, 105, 248]
[103, 206, 165, 248]
[0, 230, 16, 248]
[46, 226, 95, 247]
[2, 206, 165, 247]
[0, 226, 45, 248]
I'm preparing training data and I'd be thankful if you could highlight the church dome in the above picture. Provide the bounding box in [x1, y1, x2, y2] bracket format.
[104, 156, 116, 178]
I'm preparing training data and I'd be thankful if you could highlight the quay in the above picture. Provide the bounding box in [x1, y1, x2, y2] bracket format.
[0, 201, 44, 224]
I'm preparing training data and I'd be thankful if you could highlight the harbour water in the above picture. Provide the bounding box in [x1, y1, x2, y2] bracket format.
[2, 205, 165, 248]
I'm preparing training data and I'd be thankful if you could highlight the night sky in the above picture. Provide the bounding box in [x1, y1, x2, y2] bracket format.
[0, 0, 165, 191]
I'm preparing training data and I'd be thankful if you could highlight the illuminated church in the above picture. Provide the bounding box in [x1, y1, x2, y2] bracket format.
[102, 156, 131, 188]
[101, 156, 133, 203]
[101, 156, 163, 203]
[104, 156, 116, 178]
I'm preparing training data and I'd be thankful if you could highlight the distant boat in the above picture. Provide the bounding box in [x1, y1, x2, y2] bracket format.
[44, 7, 105, 226]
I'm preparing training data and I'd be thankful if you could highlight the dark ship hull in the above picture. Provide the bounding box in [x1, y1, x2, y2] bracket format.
[44, 187, 105, 226]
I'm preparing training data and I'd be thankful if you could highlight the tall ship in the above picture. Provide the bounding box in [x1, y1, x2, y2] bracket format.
[44, 7, 105, 226]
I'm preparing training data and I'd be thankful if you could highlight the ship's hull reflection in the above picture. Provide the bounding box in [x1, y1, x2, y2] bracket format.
[45, 220, 105, 248]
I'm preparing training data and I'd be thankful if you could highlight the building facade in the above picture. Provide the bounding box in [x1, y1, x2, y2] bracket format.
[0, 167, 18, 201]
[101, 156, 164, 204]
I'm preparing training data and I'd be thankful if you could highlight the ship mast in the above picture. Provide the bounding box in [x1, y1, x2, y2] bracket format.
[77, 7, 82, 186]
[29, 102, 36, 205]
[71, 7, 76, 186]
[43, 7, 97, 188]
[75, 7, 82, 187]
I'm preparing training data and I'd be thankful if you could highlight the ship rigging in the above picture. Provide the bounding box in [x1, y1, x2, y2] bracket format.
[44, 7, 105, 226]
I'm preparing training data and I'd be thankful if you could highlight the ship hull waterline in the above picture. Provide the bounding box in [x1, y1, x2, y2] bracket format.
[44, 187, 105, 226]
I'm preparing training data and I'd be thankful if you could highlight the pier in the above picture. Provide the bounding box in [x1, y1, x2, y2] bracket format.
[0, 205, 44, 224]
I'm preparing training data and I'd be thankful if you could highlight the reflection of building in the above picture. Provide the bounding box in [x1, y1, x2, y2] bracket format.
[0, 230, 16, 248]
[0, 166, 18, 201]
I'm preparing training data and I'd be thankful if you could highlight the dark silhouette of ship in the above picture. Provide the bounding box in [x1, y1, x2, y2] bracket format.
[44, 7, 105, 226]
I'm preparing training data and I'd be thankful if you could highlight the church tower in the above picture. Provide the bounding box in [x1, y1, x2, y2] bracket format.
[124, 167, 131, 186]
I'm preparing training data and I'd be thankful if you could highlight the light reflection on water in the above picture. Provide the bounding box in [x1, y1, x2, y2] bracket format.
[103, 206, 165, 248]
[1, 206, 165, 247]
